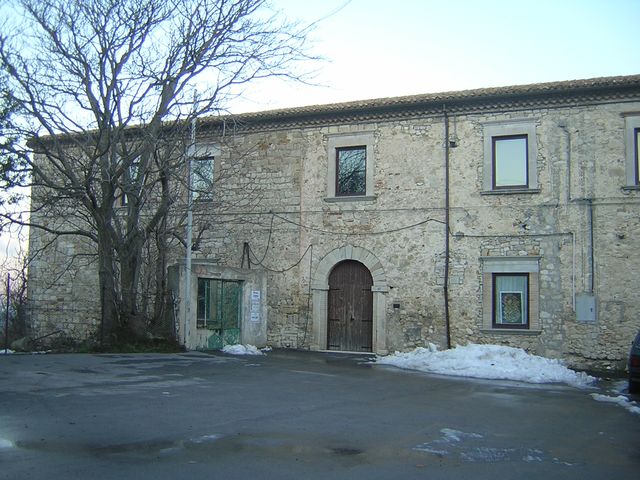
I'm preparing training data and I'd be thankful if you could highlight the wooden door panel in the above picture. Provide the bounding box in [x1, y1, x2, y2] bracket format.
[327, 261, 373, 352]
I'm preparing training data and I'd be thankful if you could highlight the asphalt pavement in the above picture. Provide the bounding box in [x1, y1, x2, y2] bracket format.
[1, 350, 638, 479]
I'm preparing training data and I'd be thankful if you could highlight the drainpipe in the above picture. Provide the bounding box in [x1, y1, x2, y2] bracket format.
[587, 199, 595, 293]
[559, 123, 573, 204]
[443, 106, 451, 349]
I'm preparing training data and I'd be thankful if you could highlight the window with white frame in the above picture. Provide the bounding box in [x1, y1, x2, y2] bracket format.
[326, 132, 375, 200]
[623, 114, 640, 187]
[483, 120, 538, 193]
[482, 257, 540, 332]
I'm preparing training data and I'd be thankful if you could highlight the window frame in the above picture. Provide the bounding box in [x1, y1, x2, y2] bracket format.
[326, 132, 376, 201]
[191, 154, 215, 201]
[196, 277, 242, 330]
[481, 256, 540, 333]
[120, 156, 141, 207]
[482, 120, 538, 193]
[492, 272, 530, 329]
[492, 134, 529, 190]
[335, 145, 367, 197]
[622, 114, 640, 188]
[635, 127, 640, 185]
[188, 143, 220, 202]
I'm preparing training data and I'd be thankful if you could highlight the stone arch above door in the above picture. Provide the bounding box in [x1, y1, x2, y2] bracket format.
[310, 245, 389, 354]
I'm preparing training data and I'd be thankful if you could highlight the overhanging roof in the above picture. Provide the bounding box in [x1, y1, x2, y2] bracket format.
[199, 74, 640, 132]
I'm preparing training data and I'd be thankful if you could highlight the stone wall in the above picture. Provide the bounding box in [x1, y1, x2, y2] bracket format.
[26, 90, 640, 369]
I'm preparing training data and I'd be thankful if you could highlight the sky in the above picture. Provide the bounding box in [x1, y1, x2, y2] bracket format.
[1, 0, 639, 265]
[229, 0, 640, 113]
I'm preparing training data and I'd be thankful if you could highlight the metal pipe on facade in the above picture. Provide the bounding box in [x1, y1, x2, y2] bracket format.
[587, 199, 595, 293]
[559, 123, 572, 203]
[443, 106, 451, 350]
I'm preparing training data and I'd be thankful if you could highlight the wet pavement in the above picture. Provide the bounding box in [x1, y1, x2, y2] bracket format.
[0, 350, 639, 479]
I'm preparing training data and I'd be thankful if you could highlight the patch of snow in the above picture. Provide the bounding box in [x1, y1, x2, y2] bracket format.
[222, 344, 264, 356]
[0, 349, 14, 354]
[461, 447, 516, 463]
[0, 438, 14, 449]
[414, 428, 483, 455]
[376, 343, 596, 388]
[189, 434, 224, 444]
[440, 428, 483, 443]
[413, 429, 549, 464]
[590, 393, 640, 415]
[413, 445, 449, 455]
[523, 450, 544, 462]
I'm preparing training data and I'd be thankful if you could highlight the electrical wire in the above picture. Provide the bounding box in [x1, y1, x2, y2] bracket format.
[244, 211, 442, 273]
[248, 243, 313, 273]
[271, 212, 444, 236]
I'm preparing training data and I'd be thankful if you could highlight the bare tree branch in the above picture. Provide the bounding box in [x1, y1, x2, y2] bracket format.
[0, 0, 316, 344]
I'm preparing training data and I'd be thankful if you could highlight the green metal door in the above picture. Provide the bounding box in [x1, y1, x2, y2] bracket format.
[197, 279, 242, 349]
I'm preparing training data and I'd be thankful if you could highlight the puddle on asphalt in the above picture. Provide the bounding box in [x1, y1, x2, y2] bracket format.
[11, 429, 577, 467]
[13, 432, 378, 466]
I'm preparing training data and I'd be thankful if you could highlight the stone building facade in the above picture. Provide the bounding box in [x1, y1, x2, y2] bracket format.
[27, 75, 640, 368]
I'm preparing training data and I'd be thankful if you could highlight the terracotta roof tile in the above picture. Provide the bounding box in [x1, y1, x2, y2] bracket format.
[201, 74, 640, 128]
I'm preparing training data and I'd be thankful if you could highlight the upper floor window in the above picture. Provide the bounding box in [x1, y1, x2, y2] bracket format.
[189, 143, 219, 201]
[326, 132, 376, 201]
[120, 156, 140, 206]
[191, 154, 215, 201]
[493, 135, 528, 189]
[483, 120, 538, 193]
[636, 128, 640, 185]
[336, 146, 366, 196]
[622, 113, 640, 188]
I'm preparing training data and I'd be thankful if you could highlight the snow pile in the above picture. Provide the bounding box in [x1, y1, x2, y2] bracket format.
[222, 344, 265, 356]
[0, 349, 14, 355]
[590, 394, 640, 415]
[376, 343, 596, 388]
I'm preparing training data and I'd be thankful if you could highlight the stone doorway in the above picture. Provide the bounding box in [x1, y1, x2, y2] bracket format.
[311, 245, 388, 354]
[327, 260, 373, 352]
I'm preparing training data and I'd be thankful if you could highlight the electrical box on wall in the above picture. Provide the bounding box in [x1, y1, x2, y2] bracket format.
[576, 294, 597, 322]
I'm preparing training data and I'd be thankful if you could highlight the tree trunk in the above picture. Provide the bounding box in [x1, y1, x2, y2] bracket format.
[97, 228, 118, 346]
[118, 237, 146, 341]
[152, 219, 170, 337]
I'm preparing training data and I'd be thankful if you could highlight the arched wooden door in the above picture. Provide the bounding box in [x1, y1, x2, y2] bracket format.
[327, 260, 373, 352]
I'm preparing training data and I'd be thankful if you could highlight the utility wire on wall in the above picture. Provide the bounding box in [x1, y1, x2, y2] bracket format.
[240, 211, 444, 273]
[271, 212, 444, 236]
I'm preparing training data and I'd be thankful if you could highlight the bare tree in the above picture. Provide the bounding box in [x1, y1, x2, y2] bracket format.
[0, 238, 30, 348]
[0, 0, 313, 344]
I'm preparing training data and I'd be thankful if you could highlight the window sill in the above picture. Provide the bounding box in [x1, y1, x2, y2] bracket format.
[622, 185, 640, 192]
[480, 188, 541, 196]
[480, 328, 541, 335]
[324, 195, 377, 203]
